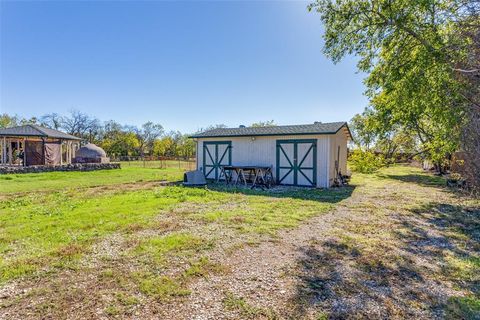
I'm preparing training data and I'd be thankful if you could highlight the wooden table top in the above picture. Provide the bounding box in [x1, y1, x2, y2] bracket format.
[222, 165, 271, 170]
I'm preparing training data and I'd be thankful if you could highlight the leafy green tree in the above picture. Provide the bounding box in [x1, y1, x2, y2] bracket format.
[376, 128, 418, 161]
[175, 134, 195, 159]
[101, 132, 139, 156]
[153, 136, 175, 157]
[349, 149, 385, 173]
[349, 111, 376, 150]
[0, 114, 20, 128]
[99, 121, 140, 156]
[309, 0, 476, 171]
[350, 109, 419, 163]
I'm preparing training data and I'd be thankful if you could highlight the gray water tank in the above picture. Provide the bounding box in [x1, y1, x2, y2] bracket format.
[183, 170, 207, 186]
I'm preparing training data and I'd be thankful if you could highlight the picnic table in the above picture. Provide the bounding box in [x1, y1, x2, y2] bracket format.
[218, 165, 274, 189]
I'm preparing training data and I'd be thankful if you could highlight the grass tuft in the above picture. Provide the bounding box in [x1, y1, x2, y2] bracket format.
[223, 292, 278, 319]
[135, 272, 191, 300]
[446, 296, 480, 319]
[134, 233, 213, 263]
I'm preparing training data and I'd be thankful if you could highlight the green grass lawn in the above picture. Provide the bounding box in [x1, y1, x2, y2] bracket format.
[0, 165, 184, 194]
[0, 168, 346, 284]
[0, 164, 478, 319]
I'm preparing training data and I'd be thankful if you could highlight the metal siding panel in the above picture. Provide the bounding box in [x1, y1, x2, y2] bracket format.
[196, 141, 200, 170]
[338, 132, 348, 174]
[316, 136, 329, 188]
[326, 130, 349, 187]
[197, 141, 203, 170]
[329, 135, 336, 186]
[326, 136, 330, 187]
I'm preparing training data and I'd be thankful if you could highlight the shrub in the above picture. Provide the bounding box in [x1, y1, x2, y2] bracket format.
[349, 150, 385, 173]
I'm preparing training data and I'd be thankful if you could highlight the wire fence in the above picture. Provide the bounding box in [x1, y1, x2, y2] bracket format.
[112, 156, 196, 171]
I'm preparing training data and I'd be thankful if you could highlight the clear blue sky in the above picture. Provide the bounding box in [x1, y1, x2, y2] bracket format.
[0, 1, 367, 133]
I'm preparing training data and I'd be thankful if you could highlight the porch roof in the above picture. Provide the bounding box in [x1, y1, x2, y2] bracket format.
[0, 125, 82, 140]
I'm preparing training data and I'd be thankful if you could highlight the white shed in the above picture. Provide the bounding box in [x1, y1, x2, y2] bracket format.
[190, 122, 352, 188]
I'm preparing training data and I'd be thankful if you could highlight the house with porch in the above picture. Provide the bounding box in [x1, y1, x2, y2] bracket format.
[0, 124, 82, 166]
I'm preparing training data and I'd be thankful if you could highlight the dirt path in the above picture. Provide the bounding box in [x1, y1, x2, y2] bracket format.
[159, 179, 478, 319]
[165, 206, 354, 320]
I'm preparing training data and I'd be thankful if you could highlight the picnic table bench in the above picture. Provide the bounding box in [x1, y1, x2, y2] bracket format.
[218, 165, 274, 189]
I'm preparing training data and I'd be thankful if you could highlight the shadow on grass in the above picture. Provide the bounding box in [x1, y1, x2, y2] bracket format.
[288, 200, 480, 318]
[409, 202, 480, 291]
[288, 239, 439, 319]
[378, 173, 446, 187]
[205, 183, 355, 203]
[410, 202, 480, 242]
[398, 201, 480, 318]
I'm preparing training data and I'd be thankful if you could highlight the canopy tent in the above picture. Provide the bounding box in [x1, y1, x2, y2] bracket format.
[0, 125, 82, 166]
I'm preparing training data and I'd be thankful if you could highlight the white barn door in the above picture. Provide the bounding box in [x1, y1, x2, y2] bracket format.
[203, 141, 232, 180]
[276, 139, 317, 187]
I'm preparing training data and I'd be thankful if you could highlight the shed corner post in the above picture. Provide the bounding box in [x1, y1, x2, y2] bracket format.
[41, 137, 46, 165]
[73, 142, 77, 158]
[23, 138, 27, 166]
[60, 139, 63, 165]
[67, 141, 71, 164]
[326, 135, 331, 188]
[17, 139, 20, 164]
[7, 138, 12, 165]
[2, 137, 6, 165]
[194, 139, 198, 170]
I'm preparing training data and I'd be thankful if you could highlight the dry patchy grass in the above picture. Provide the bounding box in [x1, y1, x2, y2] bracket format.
[1, 164, 478, 319]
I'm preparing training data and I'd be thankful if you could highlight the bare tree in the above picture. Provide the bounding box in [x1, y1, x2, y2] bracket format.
[250, 120, 276, 127]
[40, 113, 63, 130]
[457, 18, 480, 193]
[135, 122, 164, 156]
[61, 110, 100, 142]
[195, 124, 227, 133]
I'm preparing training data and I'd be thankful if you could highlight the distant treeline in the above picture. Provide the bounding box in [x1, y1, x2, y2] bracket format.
[0, 111, 197, 158]
[0, 112, 275, 158]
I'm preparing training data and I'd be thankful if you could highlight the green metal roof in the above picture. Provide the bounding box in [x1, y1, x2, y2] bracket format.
[0, 124, 82, 140]
[190, 122, 352, 139]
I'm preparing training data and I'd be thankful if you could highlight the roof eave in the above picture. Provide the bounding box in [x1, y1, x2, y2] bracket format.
[62, 137, 83, 141]
[334, 122, 353, 141]
[0, 133, 47, 138]
[0, 133, 82, 140]
[189, 131, 340, 139]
